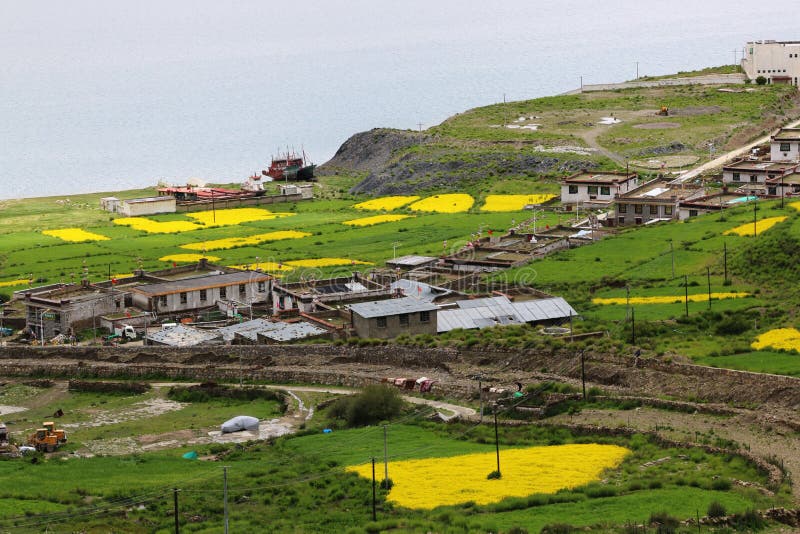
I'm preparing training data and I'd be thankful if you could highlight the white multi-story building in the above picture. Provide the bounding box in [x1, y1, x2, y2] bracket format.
[770, 128, 800, 162]
[741, 40, 800, 86]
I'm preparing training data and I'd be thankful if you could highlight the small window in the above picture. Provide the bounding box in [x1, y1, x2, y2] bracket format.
[600, 186, 610, 195]
[220, 287, 226, 299]
[115, 300, 121, 308]
[780, 142, 791, 152]
[419, 311, 431, 323]
[732, 172, 740, 181]
[689, 209, 698, 217]
[768, 187, 777, 195]
[649, 205, 658, 215]
[618, 204, 627, 213]
[239, 284, 246, 296]
[199, 289, 207, 302]
[376, 316, 387, 328]
[618, 216, 625, 224]
[664, 206, 673, 215]
[258, 281, 266, 292]
[750, 175, 758, 183]
[587, 185, 598, 194]
[180, 292, 187, 304]
[159, 295, 167, 306]
[568, 185, 578, 194]
[399, 313, 409, 326]
[634, 204, 643, 214]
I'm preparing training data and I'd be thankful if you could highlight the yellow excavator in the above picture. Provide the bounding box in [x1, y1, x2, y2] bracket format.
[28, 421, 67, 452]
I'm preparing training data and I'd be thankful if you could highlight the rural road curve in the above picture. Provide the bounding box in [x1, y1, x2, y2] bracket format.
[673, 116, 800, 183]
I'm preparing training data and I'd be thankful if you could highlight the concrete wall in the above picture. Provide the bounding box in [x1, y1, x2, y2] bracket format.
[614, 201, 677, 225]
[353, 311, 437, 339]
[119, 198, 177, 216]
[742, 41, 800, 86]
[134, 281, 270, 314]
[174, 193, 307, 213]
[771, 140, 800, 162]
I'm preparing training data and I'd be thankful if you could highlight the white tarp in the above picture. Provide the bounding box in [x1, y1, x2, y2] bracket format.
[221, 415, 259, 433]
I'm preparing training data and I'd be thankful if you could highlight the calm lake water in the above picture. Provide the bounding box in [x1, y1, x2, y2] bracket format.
[0, 1, 796, 199]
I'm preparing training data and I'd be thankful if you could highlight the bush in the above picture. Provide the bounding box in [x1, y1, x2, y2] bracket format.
[755, 75, 767, 85]
[328, 385, 404, 427]
[487, 470, 502, 480]
[649, 511, 679, 529]
[711, 478, 732, 491]
[714, 315, 750, 336]
[730, 509, 764, 530]
[707, 500, 727, 518]
[540, 524, 572, 534]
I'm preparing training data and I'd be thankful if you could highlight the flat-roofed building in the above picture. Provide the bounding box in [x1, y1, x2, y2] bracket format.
[349, 297, 438, 339]
[741, 40, 800, 87]
[722, 160, 799, 190]
[130, 271, 272, 315]
[560, 171, 638, 208]
[614, 178, 701, 226]
[118, 196, 177, 216]
[770, 128, 800, 162]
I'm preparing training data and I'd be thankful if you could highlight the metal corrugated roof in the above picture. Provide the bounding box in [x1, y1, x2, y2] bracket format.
[216, 318, 276, 342]
[390, 279, 451, 302]
[437, 296, 577, 333]
[348, 297, 438, 318]
[146, 325, 221, 347]
[258, 322, 327, 342]
[386, 255, 438, 267]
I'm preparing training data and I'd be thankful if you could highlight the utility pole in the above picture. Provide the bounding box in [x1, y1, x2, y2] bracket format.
[635, 61, 639, 79]
[383, 426, 389, 485]
[670, 240, 675, 279]
[580, 75, 583, 92]
[569, 310, 574, 343]
[173, 488, 179, 534]
[684, 274, 689, 317]
[706, 267, 712, 309]
[631, 308, 636, 345]
[223, 466, 229, 534]
[753, 201, 757, 237]
[723, 242, 728, 284]
[493, 406, 501, 477]
[478, 377, 484, 421]
[371, 457, 377, 521]
[580, 350, 586, 401]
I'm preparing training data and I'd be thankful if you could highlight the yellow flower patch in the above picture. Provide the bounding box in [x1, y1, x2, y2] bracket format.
[409, 194, 474, 213]
[0, 279, 30, 288]
[751, 327, 800, 352]
[347, 444, 628, 509]
[592, 292, 750, 305]
[180, 231, 311, 251]
[342, 215, 413, 227]
[159, 254, 221, 263]
[114, 217, 200, 234]
[724, 216, 787, 236]
[284, 258, 373, 268]
[480, 194, 556, 212]
[228, 262, 294, 272]
[186, 208, 294, 226]
[353, 196, 420, 211]
[42, 228, 110, 242]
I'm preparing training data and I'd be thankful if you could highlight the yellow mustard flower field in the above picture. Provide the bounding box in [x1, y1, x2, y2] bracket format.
[592, 292, 751, 305]
[114, 217, 201, 234]
[284, 258, 374, 268]
[158, 253, 221, 263]
[353, 196, 420, 211]
[723, 216, 787, 236]
[751, 327, 800, 352]
[347, 444, 628, 509]
[42, 228, 110, 242]
[186, 208, 294, 226]
[408, 194, 475, 213]
[0, 279, 30, 288]
[342, 215, 413, 227]
[180, 231, 311, 251]
[480, 194, 555, 212]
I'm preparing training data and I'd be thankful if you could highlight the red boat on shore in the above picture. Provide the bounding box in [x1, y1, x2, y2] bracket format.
[262, 151, 316, 181]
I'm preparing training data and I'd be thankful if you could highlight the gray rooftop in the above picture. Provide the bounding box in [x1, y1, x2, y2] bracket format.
[391, 279, 451, 302]
[146, 324, 221, 347]
[348, 297, 438, 318]
[257, 322, 327, 342]
[386, 255, 439, 267]
[132, 271, 270, 297]
[216, 318, 326, 342]
[438, 296, 577, 333]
